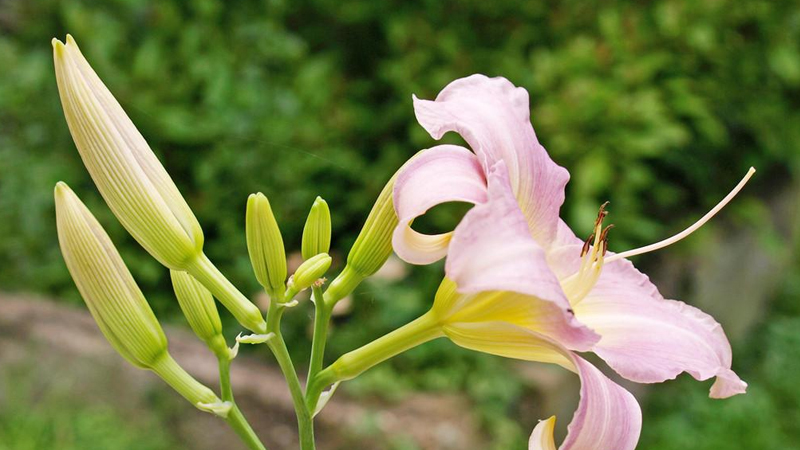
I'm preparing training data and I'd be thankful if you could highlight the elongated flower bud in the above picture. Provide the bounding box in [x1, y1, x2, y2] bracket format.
[55, 182, 168, 368]
[56, 183, 224, 412]
[170, 270, 227, 356]
[326, 175, 398, 303]
[302, 197, 331, 260]
[246, 193, 287, 297]
[347, 175, 398, 276]
[289, 253, 332, 296]
[52, 35, 202, 270]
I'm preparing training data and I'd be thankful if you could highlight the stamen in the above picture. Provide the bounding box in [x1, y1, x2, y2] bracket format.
[606, 167, 755, 263]
[600, 224, 614, 255]
[561, 203, 613, 305]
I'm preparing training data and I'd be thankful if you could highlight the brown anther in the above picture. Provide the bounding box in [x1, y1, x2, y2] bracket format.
[600, 224, 614, 255]
[581, 234, 594, 257]
[581, 202, 611, 257]
[594, 201, 610, 227]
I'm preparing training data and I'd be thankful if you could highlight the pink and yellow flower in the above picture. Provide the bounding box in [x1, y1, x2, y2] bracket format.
[392, 75, 750, 449]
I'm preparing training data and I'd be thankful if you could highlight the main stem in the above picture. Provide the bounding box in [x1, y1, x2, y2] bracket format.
[266, 298, 315, 450]
[217, 355, 267, 450]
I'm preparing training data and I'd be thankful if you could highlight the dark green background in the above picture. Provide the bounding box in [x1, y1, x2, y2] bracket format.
[1, 0, 799, 448]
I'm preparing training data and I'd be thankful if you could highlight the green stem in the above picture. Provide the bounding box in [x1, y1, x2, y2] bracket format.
[266, 298, 315, 450]
[218, 355, 234, 402]
[225, 404, 268, 450]
[306, 285, 330, 386]
[185, 253, 267, 334]
[306, 310, 443, 412]
[218, 356, 267, 450]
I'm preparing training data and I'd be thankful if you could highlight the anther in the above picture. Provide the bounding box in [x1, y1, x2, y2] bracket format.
[581, 234, 594, 257]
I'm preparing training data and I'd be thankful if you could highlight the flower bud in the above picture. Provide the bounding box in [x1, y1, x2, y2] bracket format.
[326, 175, 397, 304]
[52, 35, 203, 270]
[302, 196, 331, 260]
[55, 182, 167, 369]
[170, 270, 227, 356]
[346, 174, 398, 277]
[246, 193, 287, 297]
[290, 253, 332, 295]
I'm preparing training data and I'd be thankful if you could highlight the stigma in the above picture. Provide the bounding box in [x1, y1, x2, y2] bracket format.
[561, 203, 614, 306]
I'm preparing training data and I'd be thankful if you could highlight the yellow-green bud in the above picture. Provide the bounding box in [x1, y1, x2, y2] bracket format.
[55, 182, 168, 369]
[289, 253, 332, 296]
[170, 270, 227, 356]
[326, 175, 397, 304]
[346, 174, 397, 277]
[56, 182, 224, 413]
[53, 35, 203, 270]
[302, 196, 331, 260]
[246, 193, 287, 297]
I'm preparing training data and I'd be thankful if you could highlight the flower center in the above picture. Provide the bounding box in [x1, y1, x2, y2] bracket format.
[561, 203, 613, 306]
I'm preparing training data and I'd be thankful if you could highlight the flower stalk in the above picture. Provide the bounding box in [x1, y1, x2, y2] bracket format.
[264, 295, 316, 450]
[307, 310, 443, 412]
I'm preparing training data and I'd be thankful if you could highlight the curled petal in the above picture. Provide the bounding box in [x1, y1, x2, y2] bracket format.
[440, 321, 640, 450]
[413, 74, 569, 244]
[529, 356, 642, 450]
[528, 417, 557, 450]
[578, 253, 746, 397]
[392, 144, 488, 264]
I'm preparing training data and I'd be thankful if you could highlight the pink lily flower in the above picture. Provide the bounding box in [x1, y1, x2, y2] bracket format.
[392, 75, 750, 449]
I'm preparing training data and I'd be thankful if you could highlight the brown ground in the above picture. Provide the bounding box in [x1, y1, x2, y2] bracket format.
[0, 294, 487, 450]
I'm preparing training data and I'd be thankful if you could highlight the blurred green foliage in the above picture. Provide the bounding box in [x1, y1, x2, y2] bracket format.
[1, 0, 799, 448]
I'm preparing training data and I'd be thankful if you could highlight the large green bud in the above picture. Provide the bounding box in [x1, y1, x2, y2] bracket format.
[55, 183, 223, 413]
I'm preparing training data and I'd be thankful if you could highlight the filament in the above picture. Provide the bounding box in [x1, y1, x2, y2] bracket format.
[606, 167, 756, 263]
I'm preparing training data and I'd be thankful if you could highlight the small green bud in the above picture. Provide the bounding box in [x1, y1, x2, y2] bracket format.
[170, 270, 227, 356]
[288, 253, 332, 297]
[55, 182, 168, 369]
[302, 196, 331, 260]
[246, 193, 287, 297]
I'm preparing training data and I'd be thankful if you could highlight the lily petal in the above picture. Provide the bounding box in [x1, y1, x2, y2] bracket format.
[434, 281, 597, 353]
[528, 417, 557, 450]
[549, 226, 747, 398]
[392, 144, 488, 264]
[444, 321, 572, 369]
[446, 162, 561, 302]
[443, 162, 597, 350]
[529, 356, 642, 450]
[440, 321, 641, 450]
[579, 269, 748, 398]
[413, 74, 569, 244]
